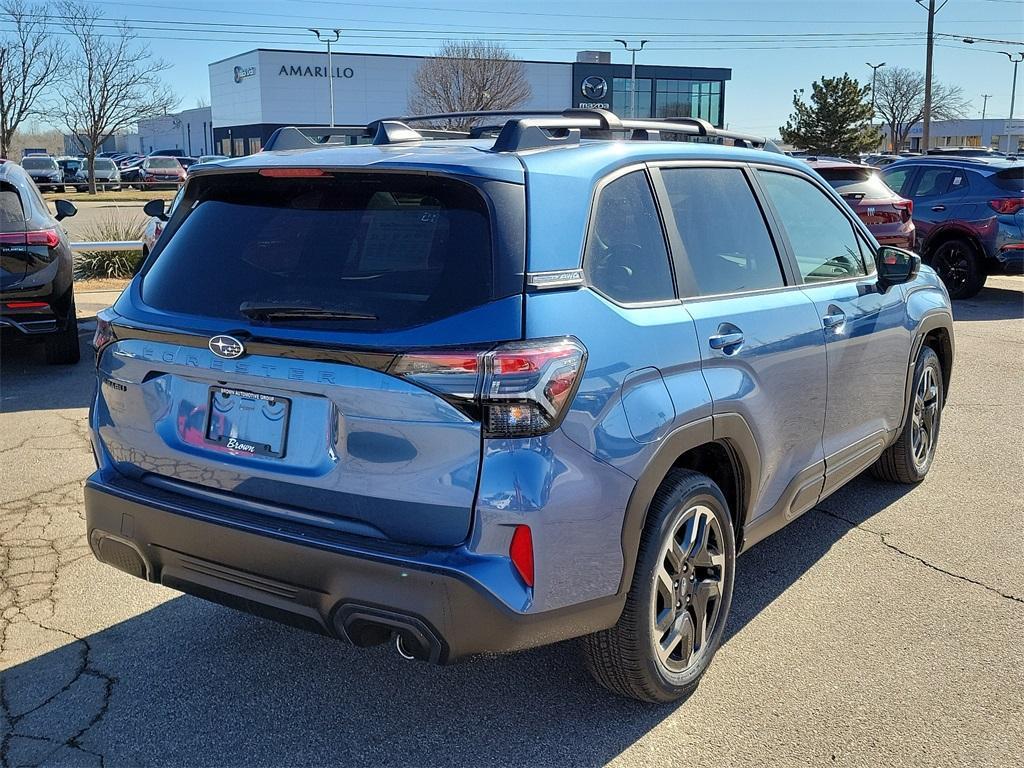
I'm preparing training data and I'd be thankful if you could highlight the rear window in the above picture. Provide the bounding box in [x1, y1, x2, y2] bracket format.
[993, 167, 1024, 191]
[142, 172, 496, 331]
[94, 159, 115, 171]
[815, 167, 897, 199]
[0, 182, 25, 232]
[147, 158, 180, 169]
[21, 157, 55, 171]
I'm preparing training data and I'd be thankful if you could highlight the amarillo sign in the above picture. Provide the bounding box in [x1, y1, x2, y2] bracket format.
[278, 65, 355, 78]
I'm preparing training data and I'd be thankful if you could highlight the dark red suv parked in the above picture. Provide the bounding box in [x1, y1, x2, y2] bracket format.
[880, 157, 1023, 299]
[806, 160, 915, 250]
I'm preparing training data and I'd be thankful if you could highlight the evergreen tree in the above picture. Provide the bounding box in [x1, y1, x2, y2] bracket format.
[780, 74, 879, 156]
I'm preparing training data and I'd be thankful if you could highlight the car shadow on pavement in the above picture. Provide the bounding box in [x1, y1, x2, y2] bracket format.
[0, 334, 94, 413]
[952, 283, 1024, 322]
[0, 476, 914, 767]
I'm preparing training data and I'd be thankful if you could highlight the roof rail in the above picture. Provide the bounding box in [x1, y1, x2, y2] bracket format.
[267, 109, 779, 154]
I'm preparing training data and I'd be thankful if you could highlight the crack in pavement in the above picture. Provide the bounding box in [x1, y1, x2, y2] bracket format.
[814, 507, 1024, 605]
[0, 409, 115, 768]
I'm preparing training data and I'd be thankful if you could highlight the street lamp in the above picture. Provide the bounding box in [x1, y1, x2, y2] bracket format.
[308, 28, 341, 127]
[866, 62, 886, 115]
[1001, 51, 1023, 152]
[614, 39, 648, 118]
[981, 93, 992, 120]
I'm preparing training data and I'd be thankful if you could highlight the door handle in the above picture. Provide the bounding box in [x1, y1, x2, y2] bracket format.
[931, 205, 946, 212]
[709, 332, 744, 350]
[822, 309, 846, 329]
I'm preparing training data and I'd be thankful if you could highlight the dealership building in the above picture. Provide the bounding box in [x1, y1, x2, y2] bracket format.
[205, 48, 732, 156]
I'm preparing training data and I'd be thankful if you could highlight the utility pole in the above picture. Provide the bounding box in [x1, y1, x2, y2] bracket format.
[309, 28, 341, 127]
[867, 61, 886, 116]
[981, 93, 992, 120]
[1002, 52, 1023, 152]
[915, 0, 948, 152]
[614, 39, 648, 118]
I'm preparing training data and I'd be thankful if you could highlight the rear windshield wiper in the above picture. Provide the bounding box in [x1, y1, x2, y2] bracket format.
[239, 302, 377, 322]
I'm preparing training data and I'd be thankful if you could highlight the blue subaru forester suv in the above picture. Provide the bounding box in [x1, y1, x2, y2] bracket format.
[85, 110, 954, 702]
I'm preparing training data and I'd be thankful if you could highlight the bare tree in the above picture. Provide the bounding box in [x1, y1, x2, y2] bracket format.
[56, 2, 177, 193]
[873, 66, 970, 151]
[408, 41, 532, 130]
[0, 1, 66, 158]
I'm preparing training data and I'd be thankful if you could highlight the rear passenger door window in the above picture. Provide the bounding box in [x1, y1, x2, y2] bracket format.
[757, 170, 867, 283]
[660, 167, 785, 296]
[584, 170, 675, 304]
[911, 166, 962, 199]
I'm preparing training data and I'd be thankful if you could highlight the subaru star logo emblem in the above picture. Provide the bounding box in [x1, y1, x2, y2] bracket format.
[581, 76, 608, 100]
[209, 335, 245, 359]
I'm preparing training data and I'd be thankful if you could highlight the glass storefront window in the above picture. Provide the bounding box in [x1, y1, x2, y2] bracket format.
[248, 137, 262, 154]
[233, 138, 245, 157]
[612, 77, 652, 118]
[655, 79, 722, 125]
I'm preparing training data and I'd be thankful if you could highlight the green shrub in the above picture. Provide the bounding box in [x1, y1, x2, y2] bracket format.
[73, 214, 147, 279]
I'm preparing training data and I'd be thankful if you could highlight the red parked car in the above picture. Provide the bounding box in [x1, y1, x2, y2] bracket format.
[805, 160, 916, 250]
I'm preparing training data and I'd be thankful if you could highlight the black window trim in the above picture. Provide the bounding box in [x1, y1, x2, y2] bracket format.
[649, 159, 798, 301]
[748, 163, 881, 288]
[579, 162, 681, 309]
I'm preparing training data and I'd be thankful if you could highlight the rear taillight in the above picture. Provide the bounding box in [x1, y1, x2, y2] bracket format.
[989, 198, 1024, 215]
[153, 222, 164, 239]
[0, 229, 60, 247]
[92, 309, 117, 357]
[389, 336, 587, 438]
[894, 199, 914, 222]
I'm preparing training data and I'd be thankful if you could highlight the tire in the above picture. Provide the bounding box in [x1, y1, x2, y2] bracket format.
[871, 346, 943, 484]
[44, 301, 81, 365]
[582, 469, 736, 703]
[929, 238, 986, 300]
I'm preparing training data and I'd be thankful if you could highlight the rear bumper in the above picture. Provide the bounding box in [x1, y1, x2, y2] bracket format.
[84, 474, 623, 662]
[994, 245, 1024, 274]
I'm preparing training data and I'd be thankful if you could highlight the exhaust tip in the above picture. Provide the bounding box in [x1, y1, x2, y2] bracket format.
[395, 634, 418, 660]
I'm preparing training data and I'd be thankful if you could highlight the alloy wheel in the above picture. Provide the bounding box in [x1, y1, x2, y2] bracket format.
[911, 365, 940, 468]
[934, 245, 969, 296]
[651, 504, 726, 674]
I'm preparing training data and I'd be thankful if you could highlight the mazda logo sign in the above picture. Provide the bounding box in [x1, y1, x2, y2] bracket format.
[209, 335, 246, 359]
[580, 76, 608, 100]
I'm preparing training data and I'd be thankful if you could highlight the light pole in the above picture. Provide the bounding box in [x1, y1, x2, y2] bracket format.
[981, 93, 992, 120]
[309, 28, 341, 127]
[614, 39, 648, 118]
[867, 62, 886, 116]
[1001, 52, 1023, 152]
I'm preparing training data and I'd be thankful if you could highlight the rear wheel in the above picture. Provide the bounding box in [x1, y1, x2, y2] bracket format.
[930, 238, 986, 299]
[44, 300, 81, 365]
[872, 346, 943, 483]
[583, 469, 735, 703]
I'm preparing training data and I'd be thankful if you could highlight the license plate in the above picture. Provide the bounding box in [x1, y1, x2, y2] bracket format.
[206, 387, 290, 457]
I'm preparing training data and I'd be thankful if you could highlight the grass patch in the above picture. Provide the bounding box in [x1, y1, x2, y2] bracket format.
[74, 214, 147, 279]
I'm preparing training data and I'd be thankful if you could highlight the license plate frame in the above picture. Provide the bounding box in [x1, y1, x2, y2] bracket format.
[205, 386, 290, 458]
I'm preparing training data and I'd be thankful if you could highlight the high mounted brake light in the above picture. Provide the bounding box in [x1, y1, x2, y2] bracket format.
[258, 168, 329, 178]
[389, 337, 587, 438]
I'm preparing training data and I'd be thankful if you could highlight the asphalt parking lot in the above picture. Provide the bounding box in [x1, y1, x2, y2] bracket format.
[0, 278, 1021, 767]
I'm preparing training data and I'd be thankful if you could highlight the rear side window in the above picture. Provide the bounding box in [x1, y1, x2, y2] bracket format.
[815, 167, 899, 200]
[661, 167, 784, 296]
[142, 172, 496, 331]
[0, 182, 25, 232]
[584, 170, 675, 304]
[912, 167, 962, 198]
[758, 170, 867, 283]
[21, 157, 56, 171]
[993, 167, 1024, 192]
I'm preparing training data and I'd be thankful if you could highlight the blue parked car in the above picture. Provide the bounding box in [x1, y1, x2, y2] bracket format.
[879, 156, 1023, 299]
[86, 111, 954, 702]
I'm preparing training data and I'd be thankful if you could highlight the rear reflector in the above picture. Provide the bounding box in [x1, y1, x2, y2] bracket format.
[258, 168, 329, 178]
[4, 301, 48, 309]
[509, 525, 534, 588]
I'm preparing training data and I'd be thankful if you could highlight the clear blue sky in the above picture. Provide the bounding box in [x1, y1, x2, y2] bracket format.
[64, 0, 1024, 136]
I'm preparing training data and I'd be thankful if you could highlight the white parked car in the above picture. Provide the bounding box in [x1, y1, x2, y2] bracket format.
[141, 187, 183, 256]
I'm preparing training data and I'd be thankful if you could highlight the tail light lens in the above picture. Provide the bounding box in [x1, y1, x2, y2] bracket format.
[989, 198, 1024, 215]
[389, 336, 587, 438]
[0, 229, 60, 248]
[893, 199, 914, 222]
[92, 309, 117, 357]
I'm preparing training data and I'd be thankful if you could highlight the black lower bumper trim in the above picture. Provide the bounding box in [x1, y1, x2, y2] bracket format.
[84, 478, 624, 662]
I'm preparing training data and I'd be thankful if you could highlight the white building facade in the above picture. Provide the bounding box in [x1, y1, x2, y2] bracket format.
[883, 118, 1024, 153]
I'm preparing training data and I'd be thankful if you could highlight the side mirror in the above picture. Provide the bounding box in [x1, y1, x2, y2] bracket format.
[142, 199, 167, 221]
[53, 199, 77, 221]
[877, 246, 921, 287]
